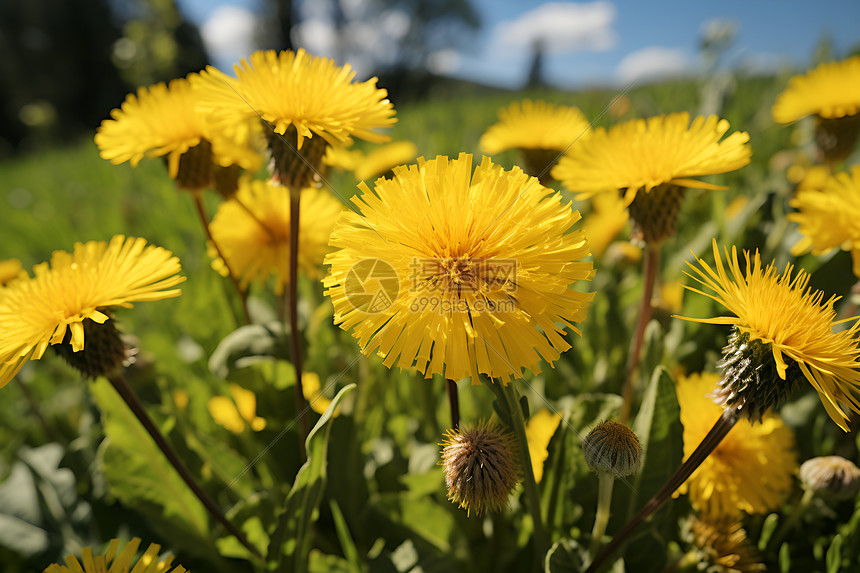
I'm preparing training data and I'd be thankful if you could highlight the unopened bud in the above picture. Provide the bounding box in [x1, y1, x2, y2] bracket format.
[583, 420, 642, 477]
[799, 455, 860, 500]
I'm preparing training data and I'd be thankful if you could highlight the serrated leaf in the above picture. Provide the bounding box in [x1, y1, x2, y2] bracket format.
[268, 383, 356, 573]
[90, 378, 208, 537]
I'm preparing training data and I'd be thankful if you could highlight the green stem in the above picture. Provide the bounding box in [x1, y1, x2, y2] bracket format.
[107, 373, 262, 560]
[768, 488, 815, 551]
[285, 188, 310, 461]
[589, 473, 616, 559]
[620, 244, 660, 422]
[585, 408, 738, 573]
[447, 378, 460, 429]
[489, 382, 549, 563]
[192, 192, 251, 325]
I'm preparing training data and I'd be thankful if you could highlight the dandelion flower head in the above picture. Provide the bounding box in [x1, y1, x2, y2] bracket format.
[0, 236, 184, 388]
[551, 112, 751, 205]
[789, 165, 860, 277]
[323, 153, 593, 383]
[192, 49, 396, 150]
[95, 75, 261, 179]
[772, 56, 860, 124]
[677, 240, 860, 430]
[43, 537, 186, 573]
[208, 178, 344, 295]
[479, 100, 591, 155]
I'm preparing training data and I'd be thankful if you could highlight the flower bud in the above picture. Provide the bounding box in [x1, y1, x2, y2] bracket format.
[799, 455, 860, 500]
[583, 420, 642, 477]
[52, 316, 134, 379]
[440, 422, 519, 515]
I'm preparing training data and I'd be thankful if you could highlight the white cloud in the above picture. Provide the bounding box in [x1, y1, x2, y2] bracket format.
[294, 18, 339, 60]
[616, 47, 692, 84]
[201, 5, 257, 67]
[493, 2, 617, 55]
[427, 49, 460, 74]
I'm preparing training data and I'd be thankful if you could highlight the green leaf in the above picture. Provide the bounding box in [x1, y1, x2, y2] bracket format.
[779, 541, 791, 573]
[620, 366, 683, 572]
[758, 513, 780, 551]
[268, 383, 356, 573]
[329, 500, 363, 573]
[827, 534, 843, 573]
[629, 366, 683, 513]
[90, 378, 208, 537]
[0, 443, 92, 557]
[208, 321, 290, 378]
[544, 538, 583, 573]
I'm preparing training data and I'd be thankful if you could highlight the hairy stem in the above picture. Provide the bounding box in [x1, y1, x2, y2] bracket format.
[191, 192, 251, 324]
[585, 408, 738, 573]
[447, 379, 460, 429]
[289, 189, 310, 459]
[589, 472, 616, 560]
[620, 244, 660, 421]
[489, 382, 548, 565]
[107, 373, 262, 560]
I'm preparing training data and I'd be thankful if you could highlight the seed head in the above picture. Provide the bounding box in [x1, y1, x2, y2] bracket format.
[583, 420, 642, 477]
[439, 422, 519, 515]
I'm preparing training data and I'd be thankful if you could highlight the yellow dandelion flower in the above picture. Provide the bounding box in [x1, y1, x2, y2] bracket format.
[355, 141, 418, 181]
[552, 112, 751, 204]
[323, 153, 593, 383]
[208, 383, 266, 433]
[677, 240, 860, 430]
[581, 192, 629, 257]
[479, 99, 592, 154]
[95, 76, 262, 185]
[323, 145, 364, 173]
[0, 258, 24, 286]
[789, 165, 860, 276]
[772, 56, 860, 124]
[480, 100, 592, 183]
[324, 141, 418, 181]
[787, 163, 831, 190]
[658, 280, 686, 315]
[525, 409, 561, 482]
[676, 372, 797, 519]
[683, 517, 766, 573]
[0, 236, 184, 388]
[773, 57, 860, 164]
[302, 372, 339, 416]
[43, 537, 187, 573]
[553, 113, 750, 244]
[192, 49, 396, 151]
[208, 178, 344, 294]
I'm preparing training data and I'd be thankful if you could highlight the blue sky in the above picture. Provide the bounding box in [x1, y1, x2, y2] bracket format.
[178, 0, 860, 88]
